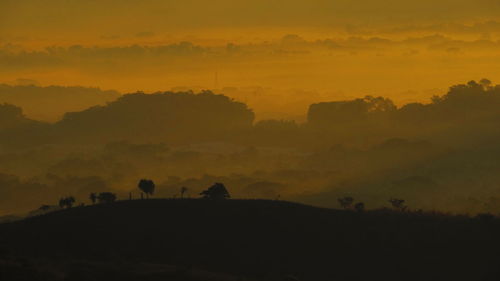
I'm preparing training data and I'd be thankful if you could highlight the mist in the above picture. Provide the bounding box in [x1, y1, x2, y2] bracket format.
[2, 0, 500, 216]
[1, 80, 500, 216]
[5, 3, 500, 281]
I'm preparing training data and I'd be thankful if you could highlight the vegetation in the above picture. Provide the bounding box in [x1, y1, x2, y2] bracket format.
[200, 183, 231, 200]
[58, 196, 75, 209]
[338, 196, 354, 209]
[138, 179, 155, 198]
[97, 192, 117, 204]
[4, 81, 500, 215]
[89, 193, 97, 204]
[388, 198, 407, 211]
[180, 186, 188, 199]
[354, 202, 365, 212]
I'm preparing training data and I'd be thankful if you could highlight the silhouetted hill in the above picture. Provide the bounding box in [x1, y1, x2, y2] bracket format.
[0, 90, 255, 148]
[0, 103, 40, 130]
[1, 199, 500, 281]
[55, 90, 254, 144]
[0, 84, 120, 122]
[0, 103, 52, 149]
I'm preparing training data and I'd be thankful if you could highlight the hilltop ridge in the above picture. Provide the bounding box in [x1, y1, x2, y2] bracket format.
[1, 199, 499, 281]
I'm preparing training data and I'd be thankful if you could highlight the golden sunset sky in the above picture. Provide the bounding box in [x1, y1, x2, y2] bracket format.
[2, 0, 500, 119]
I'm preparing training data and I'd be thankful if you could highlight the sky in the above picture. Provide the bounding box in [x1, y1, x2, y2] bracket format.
[1, 0, 500, 119]
[3, 0, 500, 215]
[2, 1, 500, 32]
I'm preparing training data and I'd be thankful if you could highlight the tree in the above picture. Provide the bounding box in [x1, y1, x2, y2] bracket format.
[65, 197, 75, 208]
[89, 193, 97, 204]
[59, 196, 75, 209]
[180, 186, 188, 199]
[480, 78, 492, 89]
[389, 198, 407, 211]
[338, 197, 354, 209]
[200, 183, 230, 200]
[354, 202, 365, 212]
[97, 192, 117, 204]
[138, 179, 155, 198]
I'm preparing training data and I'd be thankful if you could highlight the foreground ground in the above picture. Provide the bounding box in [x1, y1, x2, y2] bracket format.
[0, 199, 499, 281]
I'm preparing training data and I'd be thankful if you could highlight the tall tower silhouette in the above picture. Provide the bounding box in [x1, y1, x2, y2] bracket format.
[214, 71, 219, 90]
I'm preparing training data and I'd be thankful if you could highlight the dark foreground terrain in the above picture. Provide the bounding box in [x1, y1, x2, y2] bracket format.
[1, 199, 500, 281]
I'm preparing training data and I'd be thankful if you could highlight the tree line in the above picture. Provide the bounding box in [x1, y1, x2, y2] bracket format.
[337, 196, 408, 212]
[54, 181, 231, 210]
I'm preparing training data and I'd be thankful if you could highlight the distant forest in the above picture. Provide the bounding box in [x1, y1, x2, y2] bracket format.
[2, 79, 500, 216]
[0, 84, 119, 122]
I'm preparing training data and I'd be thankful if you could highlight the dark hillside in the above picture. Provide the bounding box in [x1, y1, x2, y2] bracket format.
[55, 91, 254, 144]
[1, 199, 499, 281]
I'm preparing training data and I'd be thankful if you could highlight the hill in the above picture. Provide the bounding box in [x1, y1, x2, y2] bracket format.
[54, 91, 254, 144]
[0, 84, 120, 122]
[1, 199, 500, 281]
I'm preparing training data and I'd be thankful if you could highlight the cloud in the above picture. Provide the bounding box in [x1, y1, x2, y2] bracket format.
[1, 0, 500, 39]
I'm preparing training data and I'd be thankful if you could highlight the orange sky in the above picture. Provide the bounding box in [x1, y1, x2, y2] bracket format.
[1, 0, 500, 120]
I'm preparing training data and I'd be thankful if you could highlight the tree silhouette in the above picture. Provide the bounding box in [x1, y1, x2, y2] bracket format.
[138, 179, 155, 198]
[354, 202, 365, 212]
[97, 192, 117, 204]
[389, 198, 407, 211]
[65, 197, 75, 208]
[180, 186, 188, 199]
[58, 196, 75, 209]
[200, 183, 230, 200]
[338, 197, 354, 209]
[89, 193, 97, 204]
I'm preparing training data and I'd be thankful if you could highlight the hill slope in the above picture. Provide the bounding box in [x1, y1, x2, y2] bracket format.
[1, 199, 499, 281]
